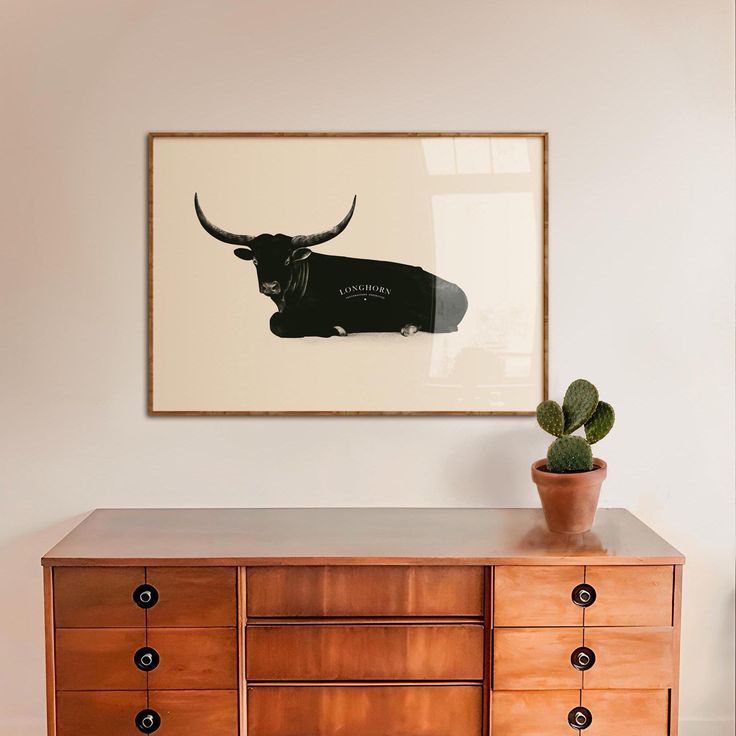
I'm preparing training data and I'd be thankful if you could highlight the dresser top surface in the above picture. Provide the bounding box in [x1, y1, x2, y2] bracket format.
[41, 508, 684, 567]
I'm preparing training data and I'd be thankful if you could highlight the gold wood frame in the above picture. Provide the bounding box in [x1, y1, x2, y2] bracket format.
[148, 132, 548, 416]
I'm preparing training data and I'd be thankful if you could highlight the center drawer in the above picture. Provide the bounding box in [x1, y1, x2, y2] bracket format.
[247, 684, 482, 736]
[246, 623, 484, 681]
[246, 566, 484, 617]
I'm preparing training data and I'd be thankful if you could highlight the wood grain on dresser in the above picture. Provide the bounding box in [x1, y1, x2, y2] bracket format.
[42, 508, 684, 736]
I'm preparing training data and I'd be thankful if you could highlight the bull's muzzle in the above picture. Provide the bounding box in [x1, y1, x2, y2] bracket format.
[260, 281, 281, 296]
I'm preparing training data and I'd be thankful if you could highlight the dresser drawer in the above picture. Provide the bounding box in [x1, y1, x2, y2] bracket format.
[493, 628, 583, 690]
[247, 684, 482, 736]
[247, 623, 483, 681]
[146, 567, 237, 627]
[583, 627, 674, 689]
[494, 566, 673, 627]
[584, 566, 673, 626]
[56, 691, 146, 736]
[147, 628, 237, 689]
[491, 689, 668, 736]
[494, 567, 584, 627]
[247, 566, 484, 617]
[54, 568, 145, 628]
[149, 690, 238, 736]
[55, 629, 146, 691]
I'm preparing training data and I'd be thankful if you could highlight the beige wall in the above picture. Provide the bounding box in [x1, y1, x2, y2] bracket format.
[1, 1, 733, 734]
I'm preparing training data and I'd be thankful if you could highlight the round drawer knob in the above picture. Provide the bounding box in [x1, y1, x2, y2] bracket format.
[132, 584, 159, 609]
[571, 583, 596, 608]
[134, 646, 160, 672]
[567, 706, 592, 730]
[135, 709, 161, 734]
[570, 646, 596, 671]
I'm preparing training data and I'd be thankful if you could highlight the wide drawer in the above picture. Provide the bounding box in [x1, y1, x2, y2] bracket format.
[247, 684, 482, 736]
[246, 623, 484, 681]
[55, 628, 146, 691]
[494, 566, 673, 627]
[54, 568, 146, 628]
[493, 626, 674, 690]
[53, 567, 237, 628]
[147, 628, 238, 689]
[247, 566, 484, 617]
[55, 628, 237, 691]
[55, 690, 237, 736]
[491, 689, 668, 736]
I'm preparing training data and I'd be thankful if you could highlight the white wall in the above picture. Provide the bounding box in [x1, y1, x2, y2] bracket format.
[1, 1, 733, 733]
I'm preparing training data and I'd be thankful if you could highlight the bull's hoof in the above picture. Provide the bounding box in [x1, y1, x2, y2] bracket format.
[401, 324, 419, 337]
[333, 326, 348, 336]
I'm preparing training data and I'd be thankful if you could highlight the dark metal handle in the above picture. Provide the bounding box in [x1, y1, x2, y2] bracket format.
[132, 584, 159, 609]
[135, 709, 161, 734]
[570, 646, 596, 671]
[568, 706, 592, 730]
[571, 583, 596, 608]
[134, 646, 160, 672]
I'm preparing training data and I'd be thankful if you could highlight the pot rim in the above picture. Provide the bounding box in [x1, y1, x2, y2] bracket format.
[531, 457, 607, 487]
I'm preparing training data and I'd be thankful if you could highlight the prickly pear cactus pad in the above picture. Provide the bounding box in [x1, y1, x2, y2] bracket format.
[536, 400, 565, 437]
[585, 401, 615, 444]
[562, 379, 599, 434]
[547, 435, 594, 473]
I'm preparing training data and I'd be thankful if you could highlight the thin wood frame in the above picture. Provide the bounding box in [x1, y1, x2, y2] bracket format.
[147, 132, 549, 416]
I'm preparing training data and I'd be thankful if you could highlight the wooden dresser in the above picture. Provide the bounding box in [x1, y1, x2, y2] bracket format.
[42, 508, 684, 736]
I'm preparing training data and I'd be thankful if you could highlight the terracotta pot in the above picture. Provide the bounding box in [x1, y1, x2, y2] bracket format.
[531, 458, 607, 534]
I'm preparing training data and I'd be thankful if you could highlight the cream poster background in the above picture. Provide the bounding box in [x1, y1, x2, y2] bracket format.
[151, 135, 545, 413]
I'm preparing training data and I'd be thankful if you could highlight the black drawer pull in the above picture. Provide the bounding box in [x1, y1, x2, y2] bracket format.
[571, 583, 596, 608]
[567, 706, 592, 730]
[133, 646, 160, 672]
[570, 646, 595, 671]
[135, 709, 161, 734]
[133, 584, 159, 609]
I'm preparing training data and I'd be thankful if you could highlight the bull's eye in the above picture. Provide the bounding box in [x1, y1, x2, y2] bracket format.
[284, 256, 291, 266]
[252, 258, 258, 265]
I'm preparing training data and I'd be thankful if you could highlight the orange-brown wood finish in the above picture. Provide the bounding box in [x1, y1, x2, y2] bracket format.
[55, 628, 146, 691]
[56, 691, 147, 736]
[147, 628, 238, 690]
[491, 689, 580, 736]
[494, 566, 584, 626]
[53, 567, 144, 627]
[146, 567, 237, 627]
[582, 689, 669, 736]
[149, 690, 239, 736]
[584, 565, 674, 626]
[247, 684, 483, 736]
[42, 508, 685, 567]
[493, 628, 583, 690]
[583, 626, 674, 689]
[246, 624, 484, 681]
[247, 565, 484, 617]
[42, 509, 685, 736]
[43, 568, 56, 736]
[670, 564, 683, 736]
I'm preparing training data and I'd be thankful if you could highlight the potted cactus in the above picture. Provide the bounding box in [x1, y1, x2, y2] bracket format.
[532, 379, 615, 533]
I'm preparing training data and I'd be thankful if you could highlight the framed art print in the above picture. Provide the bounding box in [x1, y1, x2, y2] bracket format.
[148, 132, 548, 415]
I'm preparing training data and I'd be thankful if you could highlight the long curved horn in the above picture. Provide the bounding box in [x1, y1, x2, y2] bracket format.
[291, 196, 357, 248]
[194, 193, 255, 245]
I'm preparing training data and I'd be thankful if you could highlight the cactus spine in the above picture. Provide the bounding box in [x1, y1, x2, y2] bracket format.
[536, 379, 615, 473]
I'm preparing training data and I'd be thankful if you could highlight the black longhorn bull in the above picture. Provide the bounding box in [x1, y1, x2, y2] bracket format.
[194, 194, 468, 338]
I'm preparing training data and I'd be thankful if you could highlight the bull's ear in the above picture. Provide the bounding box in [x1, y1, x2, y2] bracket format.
[233, 248, 254, 261]
[290, 247, 312, 263]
